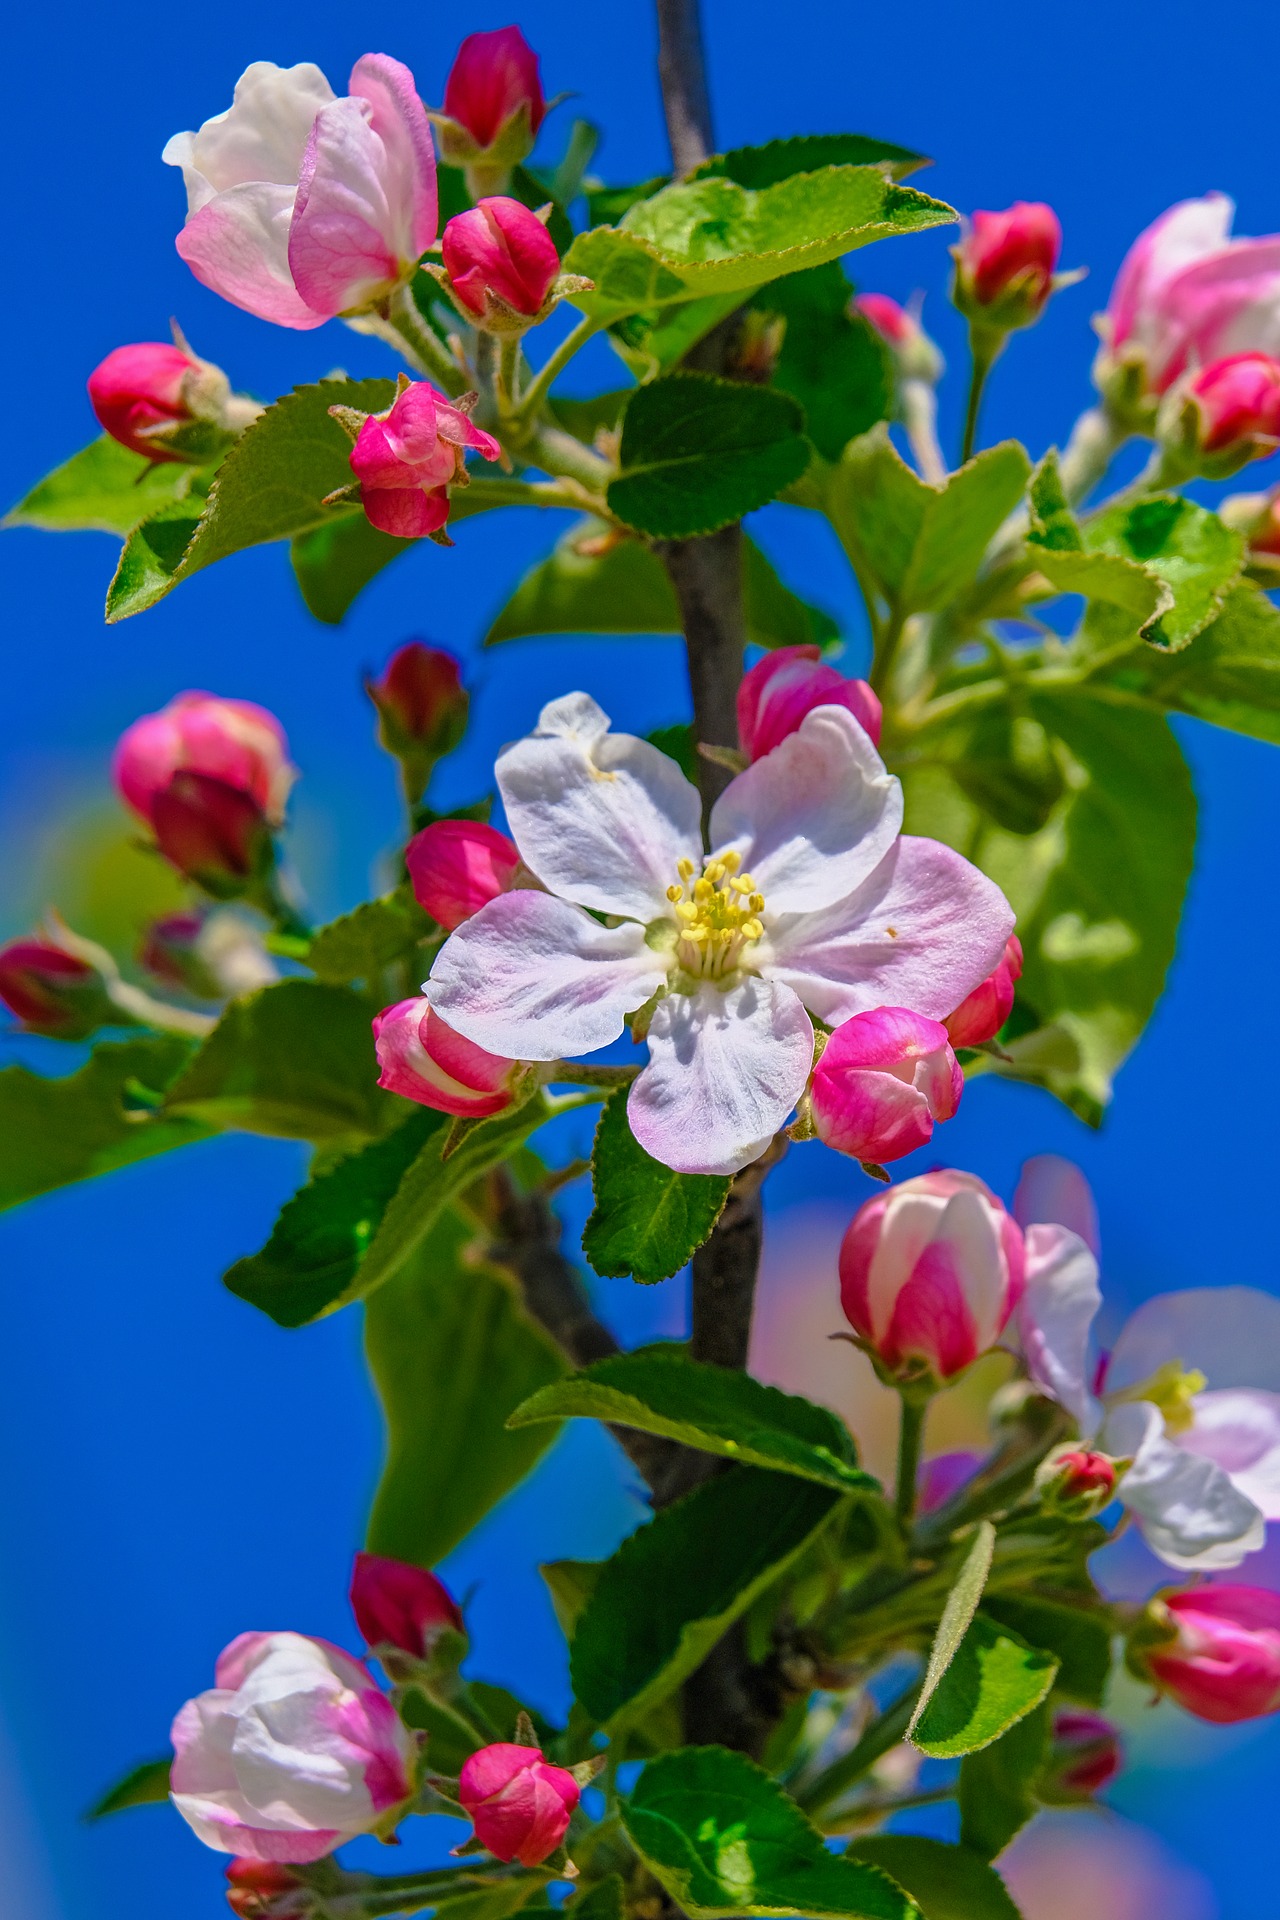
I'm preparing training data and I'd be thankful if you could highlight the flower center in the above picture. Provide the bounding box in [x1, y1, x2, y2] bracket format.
[667, 850, 766, 982]
[1113, 1358, 1207, 1436]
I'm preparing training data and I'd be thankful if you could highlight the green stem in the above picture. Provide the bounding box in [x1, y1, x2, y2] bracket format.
[527, 423, 613, 495]
[497, 336, 524, 416]
[960, 329, 1002, 465]
[895, 1393, 928, 1527]
[383, 285, 467, 395]
[513, 315, 604, 428]
[827, 1784, 956, 1836]
[869, 606, 907, 699]
[545, 1061, 639, 1089]
[795, 1680, 922, 1817]
[901, 377, 947, 485]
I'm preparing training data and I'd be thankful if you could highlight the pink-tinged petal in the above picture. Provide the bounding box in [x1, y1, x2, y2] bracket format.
[918, 1450, 985, 1513]
[373, 998, 515, 1117]
[1157, 239, 1280, 383]
[289, 98, 401, 316]
[351, 416, 419, 491]
[177, 185, 327, 328]
[1106, 1287, 1280, 1397]
[405, 819, 520, 929]
[1102, 1401, 1266, 1571]
[1180, 1390, 1280, 1519]
[815, 1061, 936, 1163]
[1017, 1223, 1102, 1432]
[442, 198, 560, 317]
[760, 835, 1014, 1024]
[629, 978, 814, 1177]
[884, 1241, 982, 1379]
[349, 54, 437, 260]
[711, 706, 901, 915]
[1013, 1153, 1100, 1254]
[424, 888, 667, 1061]
[1108, 193, 1234, 352]
[496, 693, 702, 922]
[361, 485, 451, 539]
[736, 647, 882, 760]
[166, 63, 336, 203]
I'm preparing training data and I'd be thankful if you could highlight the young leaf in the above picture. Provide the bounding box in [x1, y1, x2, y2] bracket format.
[957, 1701, 1050, 1861]
[845, 1838, 1022, 1920]
[1096, 578, 1280, 746]
[1033, 544, 1172, 640]
[1026, 449, 1082, 551]
[1081, 494, 1243, 652]
[304, 888, 435, 987]
[541, 1559, 604, 1640]
[980, 1593, 1112, 1705]
[694, 133, 929, 187]
[4, 436, 204, 537]
[748, 263, 895, 462]
[570, 1467, 843, 1727]
[624, 1746, 918, 1920]
[609, 374, 810, 538]
[510, 1349, 875, 1495]
[364, 1209, 565, 1568]
[908, 1521, 996, 1739]
[583, 1089, 730, 1281]
[911, 1611, 1059, 1759]
[85, 1756, 172, 1820]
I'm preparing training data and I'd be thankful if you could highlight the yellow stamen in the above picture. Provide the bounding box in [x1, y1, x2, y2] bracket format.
[667, 884, 683, 903]
[667, 853, 768, 983]
[1112, 1359, 1208, 1437]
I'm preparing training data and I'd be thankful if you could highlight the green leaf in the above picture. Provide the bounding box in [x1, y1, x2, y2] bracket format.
[911, 1612, 1059, 1759]
[435, 1884, 548, 1920]
[1081, 494, 1243, 652]
[945, 706, 1066, 837]
[695, 134, 929, 188]
[85, 1757, 172, 1820]
[957, 1702, 1050, 1861]
[582, 1089, 729, 1281]
[609, 374, 810, 538]
[0, 1035, 210, 1212]
[748, 264, 895, 462]
[908, 1521, 995, 1740]
[569, 1875, 624, 1920]
[304, 887, 435, 986]
[1026, 450, 1081, 552]
[609, 293, 746, 380]
[1034, 544, 1172, 639]
[570, 1467, 842, 1728]
[845, 1839, 1022, 1920]
[541, 1558, 604, 1640]
[224, 1108, 443, 1327]
[511, 1349, 874, 1496]
[981, 1594, 1112, 1705]
[624, 1746, 918, 1920]
[364, 1209, 564, 1567]
[1096, 578, 1280, 745]
[4, 436, 206, 537]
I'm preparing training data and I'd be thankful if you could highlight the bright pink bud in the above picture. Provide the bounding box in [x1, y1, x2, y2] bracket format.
[839, 1169, 1026, 1382]
[458, 1742, 578, 1867]
[442, 198, 560, 321]
[151, 773, 273, 895]
[88, 343, 201, 462]
[373, 998, 520, 1117]
[367, 643, 469, 767]
[405, 820, 522, 930]
[918, 1450, 984, 1515]
[113, 691, 294, 830]
[956, 202, 1062, 322]
[1036, 1445, 1118, 1520]
[225, 1860, 306, 1918]
[0, 939, 109, 1039]
[1188, 351, 1280, 453]
[1041, 1711, 1122, 1801]
[943, 934, 1023, 1047]
[1146, 1587, 1280, 1724]
[856, 293, 912, 347]
[737, 646, 882, 762]
[443, 27, 545, 154]
[854, 295, 944, 385]
[350, 1551, 464, 1662]
[349, 383, 501, 543]
[811, 1007, 962, 1165]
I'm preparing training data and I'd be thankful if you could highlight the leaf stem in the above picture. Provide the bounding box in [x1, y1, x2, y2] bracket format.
[513, 316, 604, 428]
[960, 328, 1002, 465]
[795, 1680, 922, 1817]
[895, 1392, 928, 1527]
[381, 285, 467, 395]
[544, 1062, 639, 1088]
[901, 377, 947, 486]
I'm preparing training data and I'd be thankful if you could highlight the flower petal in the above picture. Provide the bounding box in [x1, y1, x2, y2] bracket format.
[350, 53, 437, 260]
[289, 98, 400, 316]
[1103, 1400, 1265, 1571]
[711, 705, 901, 915]
[628, 978, 813, 1176]
[1015, 1223, 1102, 1432]
[496, 694, 702, 921]
[1108, 192, 1233, 353]
[176, 184, 327, 329]
[1180, 1389, 1280, 1520]
[1012, 1154, 1100, 1255]
[167, 62, 336, 204]
[1106, 1286, 1280, 1396]
[759, 835, 1014, 1024]
[423, 889, 667, 1061]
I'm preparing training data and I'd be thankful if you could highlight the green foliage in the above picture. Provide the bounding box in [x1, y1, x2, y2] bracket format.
[911, 1612, 1059, 1759]
[85, 1757, 172, 1820]
[609, 375, 811, 538]
[303, 887, 435, 987]
[583, 1089, 730, 1280]
[1096, 578, 1280, 744]
[748, 264, 895, 462]
[436, 1883, 550, 1920]
[4, 436, 206, 537]
[1080, 494, 1243, 652]
[568, 1876, 624, 1920]
[909, 1522, 995, 1737]
[694, 134, 928, 187]
[845, 1839, 1022, 1920]
[624, 1746, 919, 1920]
[364, 1209, 565, 1568]
[570, 1468, 842, 1727]
[980, 1594, 1112, 1705]
[511, 1349, 875, 1495]
[957, 1701, 1050, 1860]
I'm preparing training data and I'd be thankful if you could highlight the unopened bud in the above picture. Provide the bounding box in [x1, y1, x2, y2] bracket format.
[855, 293, 944, 385]
[405, 819, 521, 929]
[433, 27, 546, 197]
[1159, 352, 1280, 479]
[373, 998, 523, 1117]
[1038, 1710, 1122, 1802]
[944, 934, 1023, 1049]
[139, 909, 276, 1000]
[440, 198, 561, 331]
[1132, 1586, 1280, 1724]
[350, 1551, 465, 1674]
[0, 937, 113, 1039]
[150, 772, 275, 898]
[88, 339, 257, 465]
[1220, 487, 1280, 573]
[1034, 1445, 1120, 1519]
[458, 1742, 579, 1866]
[952, 202, 1067, 332]
[366, 643, 469, 804]
[225, 1860, 307, 1919]
[812, 1008, 962, 1169]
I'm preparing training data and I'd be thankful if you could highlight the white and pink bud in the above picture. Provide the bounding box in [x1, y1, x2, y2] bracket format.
[87, 340, 258, 464]
[838, 1170, 1026, 1383]
[170, 1631, 414, 1862]
[405, 820, 522, 930]
[458, 1742, 578, 1866]
[332, 380, 501, 543]
[943, 934, 1023, 1048]
[1040, 1711, 1122, 1801]
[952, 202, 1066, 331]
[440, 197, 561, 330]
[1034, 1444, 1119, 1519]
[373, 997, 522, 1117]
[737, 647, 882, 762]
[1160, 351, 1280, 476]
[350, 1551, 464, 1668]
[855, 293, 944, 386]
[1137, 1587, 1280, 1724]
[810, 1007, 962, 1167]
[433, 28, 546, 194]
[225, 1860, 308, 1919]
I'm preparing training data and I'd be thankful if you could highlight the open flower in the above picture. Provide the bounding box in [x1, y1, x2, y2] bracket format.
[424, 694, 1013, 1176]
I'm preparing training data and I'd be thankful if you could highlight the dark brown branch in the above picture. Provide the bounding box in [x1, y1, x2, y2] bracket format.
[655, 0, 715, 174]
[659, 527, 749, 817]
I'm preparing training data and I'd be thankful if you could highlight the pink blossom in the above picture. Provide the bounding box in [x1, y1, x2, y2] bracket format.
[1042, 1711, 1122, 1799]
[367, 644, 468, 759]
[0, 939, 107, 1038]
[350, 1552, 464, 1661]
[1145, 1586, 1280, 1723]
[736, 646, 882, 761]
[405, 820, 522, 930]
[113, 692, 294, 829]
[442, 28, 545, 155]
[1186, 351, 1280, 453]
[373, 998, 520, 1117]
[855, 294, 944, 386]
[838, 1169, 1026, 1382]
[349, 382, 501, 541]
[458, 1742, 578, 1867]
[442, 197, 560, 321]
[150, 773, 273, 895]
[170, 1631, 413, 1862]
[955, 202, 1062, 321]
[811, 1007, 962, 1165]
[87, 343, 202, 462]
[163, 56, 436, 329]
[856, 293, 912, 347]
[943, 933, 1023, 1047]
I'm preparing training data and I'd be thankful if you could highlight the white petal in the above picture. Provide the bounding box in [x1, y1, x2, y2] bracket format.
[232, 1698, 375, 1831]
[1106, 1286, 1280, 1395]
[628, 978, 813, 1176]
[497, 694, 702, 922]
[423, 889, 667, 1061]
[759, 835, 1013, 1023]
[181, 62, 336, 201]
[1181, 1389, 1280, 1519]
[711, 706, 902, 916]
[175, 183, 327, 330]
[1103, 1400, 1266, 1571]
[1016, 1224, 1103, 1433]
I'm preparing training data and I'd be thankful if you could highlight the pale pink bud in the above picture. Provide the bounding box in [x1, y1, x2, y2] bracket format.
[1188, 351, 1280, 453]
[736, 646, 882, 762]
[170, 1631, 413, 1862]
[954, 202, 1062, 325]
[0, 939, 110, 1039]
[943, 933, 1023, 1048]
[917, 1450, 984, 1515]
[442, 197, 560, 321]
[811, 1007, 962, 1165]
[350, 1551, 464, 1661]
[854, 294, 944, 385]
[88, 343, 202, 462]
[150, 773, 274, 896]
[1041, 1711, 1122, 1801]
[373, 997, 520, 1117]
[443, 28, 545, 155]
[1144, 1587, 1280, 1724]
[839, 1169, 1026, 1382]
[113, 692, 294, 829]
[458, 1742, 578, 1867]
[367, 643, 469, 767]
[405, 820, 521, 930]
[350, 383, 501, 542]
[225, 1860, 306, 1919]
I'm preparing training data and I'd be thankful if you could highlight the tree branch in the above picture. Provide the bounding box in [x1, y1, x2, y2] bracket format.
[660, 527, 749, 815]
[655, 0, 715, 174]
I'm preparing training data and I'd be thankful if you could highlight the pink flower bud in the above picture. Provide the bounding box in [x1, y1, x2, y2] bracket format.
[918, 1450, 984, 1515]
[1035, 1445, 1118, 1519]
[373, 997, 520, 1117]
[171, 1631, 414, 1861]
[737, 646, 882, 763]
[139, 909, 276, 1000]
[1144, 1587, 1280, 1724]
[839, 1169, 1026, 1382]
[943, 934, 1023, 1048]
[0, 938, 110, 1039]
[856, 293, 912, 347]
[811, 1007, 962, 1166]
[405, 820, 522, 930]
[1188, 351, 1280, 454]
[151, 773, 274, 896]
[442, 197, 560, 323]
[366, 643, 469, 777]
[349, 383, 501, 542]
[458, 1742, 578, 1867]
[88, 342, 202, 462]
[350, 1551, 464, 1662]
[1041, 1711, 1122, 1801]
[442, 28, 545, 157]
[225, 1860, 306, 1919]
[113, 692, 294, 830]
[1221, 488, 1280, 566]
[954, 202, 1062, 325]
[854, 295, 944, 385]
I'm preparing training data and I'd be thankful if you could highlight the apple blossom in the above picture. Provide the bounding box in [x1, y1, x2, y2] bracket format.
[457, 1742, 578, 1866]
[140, 910, 277, 1000]
[170, 1631, 414, 1862]
[1035, 1445, 1119, 1519]
[810, 1006, 962, 1165]
[405, 820, 522, 930]
[1171, 351, 1280, 471]
[441, 198, 560, 326]
[855, 293, 945, 386]
[943, 933, 1023, 1047]
[422, 693, 1013, 1176]
[151, 774, 274, 895]
[1141, 1587, 1280, 1724]
[163, 56, 436, 329]
[114, 692, 294, 829]
[1040, 1711, 1122, 1799]
[349, 1552, 464, 1662]
[434, 28, 546, 186]
[0, 938, 110, 1038]
[367, 644, 468, 762]
[953, 202, 1063, 328]
[736, 646, 882, 760]
[373, 998, 521, 1117]
[87, 341, 258, 463]
[339, 380, 501, 541]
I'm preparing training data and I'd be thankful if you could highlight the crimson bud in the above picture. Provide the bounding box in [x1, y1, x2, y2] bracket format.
[366, 643, 469, 804]
[373, 998, 522, 1117]
[1138, 1586, 1280, 1724]
[458, 1742, 579, 1866]
[810, 1006, 962, 1166]
[943, 934, 1023, 1048]
[436, 28, 546, 194]
[1039, 1711, 1122, 1802]
[0, 938, 112, 1039]
[150, 772, 274, 897]
[350, 1551, 465, 1668]
[737, 646, 882, 762]
[88, 340, 257, 464]
[225, 1860, 307, 1919]
[1035, 1445, 1119, 1520]
[953, 202, 1064, 329]
[441, 197, 560, 328]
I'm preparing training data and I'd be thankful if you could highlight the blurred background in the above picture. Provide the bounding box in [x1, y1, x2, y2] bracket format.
[3, 1, 1279, 1914]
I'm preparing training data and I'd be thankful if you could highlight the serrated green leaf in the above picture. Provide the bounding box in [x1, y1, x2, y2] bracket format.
[624, 1746, 918, 1920]
[582, 1089, 729, 1281]
[845, 1838, 1021, 1920]
[609, 374, 810, 538]
[85, 1757, 172, 1820]
[1094, 578, 1280, 744]
[1081, 494, 1243, 652]
[909, 1522, 996, 1740]
[541, 1558, 604, 1640]
[911, 1612, 1058, 1759]
[748, 263, 894, 462]
[981, 1594, 1112, 1705]
[512, 1350, 874, 1496]
[694, 134, 928, 188]
[304, 888, 434, 986]
[1026, 449, 1081, 552]
[365, 1209, 564, 1567]
[1033, 545, 1172, 637]
[957, 1701, 1050, 1861]
[4, 436, 206, 537]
